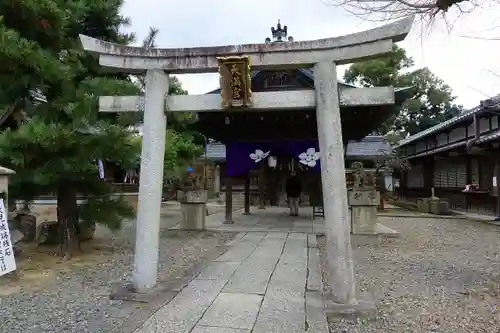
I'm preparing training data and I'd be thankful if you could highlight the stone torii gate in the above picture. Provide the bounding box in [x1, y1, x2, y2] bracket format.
[79, 16, 414, 306]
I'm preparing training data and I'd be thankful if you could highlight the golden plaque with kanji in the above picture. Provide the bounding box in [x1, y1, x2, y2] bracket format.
[217, 56, 252, 108]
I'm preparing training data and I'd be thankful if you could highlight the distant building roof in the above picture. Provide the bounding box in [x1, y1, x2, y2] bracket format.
[0, 89, 48, 128]
[202, 135, 392, 161]
[396, 95, 500, 148]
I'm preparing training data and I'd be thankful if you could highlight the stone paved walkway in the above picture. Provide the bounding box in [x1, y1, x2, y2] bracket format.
[177, 206, 326, 234]
[191, 206, 398, 237]
[133, 228, 327, 333]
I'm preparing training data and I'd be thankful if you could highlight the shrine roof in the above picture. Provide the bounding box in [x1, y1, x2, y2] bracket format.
[204, 68, 409, 101]
[195, 68, 411, 143]
[205, 68, 358, 95]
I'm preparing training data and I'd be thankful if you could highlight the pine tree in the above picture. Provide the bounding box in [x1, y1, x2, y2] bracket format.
[0, 0, 142, 258]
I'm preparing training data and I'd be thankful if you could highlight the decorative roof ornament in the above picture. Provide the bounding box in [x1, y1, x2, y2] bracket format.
[265, 20, 294, 44]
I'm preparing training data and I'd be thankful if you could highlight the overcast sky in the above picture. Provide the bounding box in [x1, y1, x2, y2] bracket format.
[120, 0, 500, 109]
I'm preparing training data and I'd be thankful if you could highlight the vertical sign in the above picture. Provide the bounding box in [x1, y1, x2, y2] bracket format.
[0, 199, 16, 276]
[384, 174, 393, 191]
[217, 56, 252, 108]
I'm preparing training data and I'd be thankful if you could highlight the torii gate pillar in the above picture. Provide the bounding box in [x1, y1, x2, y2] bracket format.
[315, 61, 356, 304]
[133, 70, 169, 291]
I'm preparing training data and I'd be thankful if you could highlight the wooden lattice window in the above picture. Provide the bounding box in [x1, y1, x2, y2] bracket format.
[433, 158, 467, 189]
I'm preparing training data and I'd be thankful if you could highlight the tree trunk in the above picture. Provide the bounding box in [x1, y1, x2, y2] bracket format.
[57, 181, 79, 259]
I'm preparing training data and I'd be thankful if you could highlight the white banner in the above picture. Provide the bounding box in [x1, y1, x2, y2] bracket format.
[0, 199, 16, 276]
[97, 160, 105, 179]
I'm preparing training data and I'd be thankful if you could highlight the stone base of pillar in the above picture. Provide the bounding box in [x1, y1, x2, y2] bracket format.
[223, 219, 234, 224]
[178, 190, 207, 230]
[324, 298, 376, 321]
[110, 282, 168, 303]
[348, 188, 379, 234]
[242, 212, 251, 215]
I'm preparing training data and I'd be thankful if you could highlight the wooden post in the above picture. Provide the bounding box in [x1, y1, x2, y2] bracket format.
[243, 174, 251, 215]
[494, 155, 500, 219]
[258, 164, 265, 209]
[465, 156, 472, 210]
[224, 177, 234, 224]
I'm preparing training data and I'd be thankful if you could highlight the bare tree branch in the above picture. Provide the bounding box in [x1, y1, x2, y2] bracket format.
[459, 34, 500, 40]
[485, 68, 500, 80]
[137, 27, 159, 91]
[324, 0, 486, 22]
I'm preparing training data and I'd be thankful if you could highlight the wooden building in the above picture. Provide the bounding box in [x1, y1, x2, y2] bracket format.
[395, 96, 500, 215]
[201, 135, 394, 199]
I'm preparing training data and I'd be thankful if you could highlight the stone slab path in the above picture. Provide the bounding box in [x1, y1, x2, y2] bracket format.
[187, 206, 399, 237]
[133, 231, 327, 333]
[171, 206, 326, 234]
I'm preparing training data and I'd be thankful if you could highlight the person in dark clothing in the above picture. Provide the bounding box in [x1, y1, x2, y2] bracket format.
[286, 171, 302, 216]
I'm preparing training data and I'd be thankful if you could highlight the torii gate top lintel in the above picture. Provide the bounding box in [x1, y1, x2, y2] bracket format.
[79, 16, 414, 74]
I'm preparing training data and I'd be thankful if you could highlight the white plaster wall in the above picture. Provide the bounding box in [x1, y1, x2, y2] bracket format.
[436, 133, 448, 146]
[449, 127, 466, 143]
[416, 142, 426, 153]
[480, 117, 490, 133]
[492, 115, 499, 129]
[467, 123, 474, 138]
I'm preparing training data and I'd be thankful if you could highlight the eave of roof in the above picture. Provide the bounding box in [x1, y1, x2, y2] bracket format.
[402, 126, 500, 160]
[477, 128, 500, 144]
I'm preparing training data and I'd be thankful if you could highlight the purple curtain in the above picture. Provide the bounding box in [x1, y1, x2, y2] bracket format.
[226, 141, 321, 177]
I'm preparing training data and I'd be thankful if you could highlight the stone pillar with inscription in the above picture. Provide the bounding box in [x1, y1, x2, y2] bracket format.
[348, 162, 379, 234]
[349, 188, 379, 234]
[178, 187, 208, 230]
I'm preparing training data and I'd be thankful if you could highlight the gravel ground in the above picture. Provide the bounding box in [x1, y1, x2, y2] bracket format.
[328, 213, 500, 333]
[0, 211, 235, 333]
